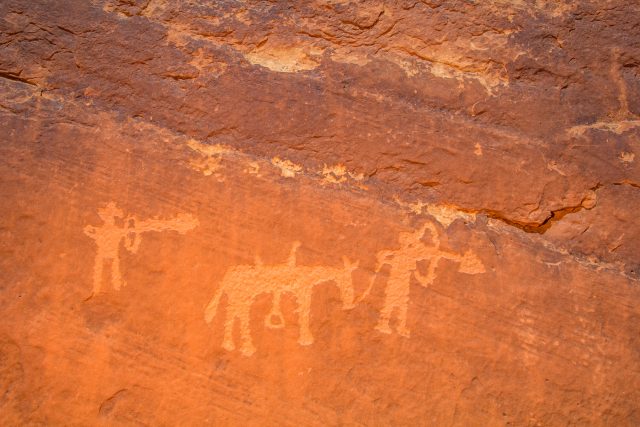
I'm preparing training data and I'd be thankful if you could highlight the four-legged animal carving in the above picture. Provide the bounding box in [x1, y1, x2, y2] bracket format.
[204, 242, 358, 356]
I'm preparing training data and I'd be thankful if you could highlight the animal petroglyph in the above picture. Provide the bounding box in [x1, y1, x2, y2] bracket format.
[204, 242, 359, 356]
[84, 202, 198, 294]
[374, 222, 485, 337]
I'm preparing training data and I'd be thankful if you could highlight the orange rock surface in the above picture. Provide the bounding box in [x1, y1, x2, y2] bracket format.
[1, 1, 640, 425]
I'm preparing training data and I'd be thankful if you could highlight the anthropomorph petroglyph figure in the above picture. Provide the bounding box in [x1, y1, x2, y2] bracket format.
[204, 242, 359, 356]
[84, 202, 198, 294]
[375, 222, 485, 338]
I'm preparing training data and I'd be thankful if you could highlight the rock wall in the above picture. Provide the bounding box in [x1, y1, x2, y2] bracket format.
[1, 1, 639, 425]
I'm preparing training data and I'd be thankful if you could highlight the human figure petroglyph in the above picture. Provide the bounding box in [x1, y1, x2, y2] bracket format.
[374, 222, 485, 337]
[84, 202, 198, 294]
[204, 242, 359, 356]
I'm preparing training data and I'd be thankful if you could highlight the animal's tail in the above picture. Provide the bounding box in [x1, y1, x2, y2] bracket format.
[204, 287, 224, 324]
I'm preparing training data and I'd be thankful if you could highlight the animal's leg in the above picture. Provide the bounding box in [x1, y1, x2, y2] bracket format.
[297, 289, 314, 346]
[375, 287, 394, 335]
[396, 298, 411, 338]
[222, 311, 236, 352]
[238, 307, 256, 356]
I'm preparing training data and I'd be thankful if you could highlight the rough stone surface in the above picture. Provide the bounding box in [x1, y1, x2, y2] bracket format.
[1, 1, 640, 425]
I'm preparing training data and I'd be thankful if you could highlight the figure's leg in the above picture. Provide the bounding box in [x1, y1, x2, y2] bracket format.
[396, 295, 411, 338]
[375, 286, 395, 334]
[112, 254, 124, 290]
[297, 290, 313, 346]
[92, 255, 104, 294]
[238, 307, 256, 356]
[377, 272, 413, 336]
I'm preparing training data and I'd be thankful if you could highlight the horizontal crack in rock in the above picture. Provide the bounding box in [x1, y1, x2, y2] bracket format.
[0, 71, 38, 87]
[483, 186, 600, 234]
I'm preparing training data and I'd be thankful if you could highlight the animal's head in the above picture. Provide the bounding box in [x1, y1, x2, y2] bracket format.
[337, 256, 359, 309]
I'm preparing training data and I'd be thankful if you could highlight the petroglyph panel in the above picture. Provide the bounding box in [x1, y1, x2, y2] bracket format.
[4, 0, 640, 424]
[84, 202, 198, 294]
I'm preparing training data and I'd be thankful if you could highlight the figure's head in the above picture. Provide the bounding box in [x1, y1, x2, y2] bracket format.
[97, 202, 123, 223]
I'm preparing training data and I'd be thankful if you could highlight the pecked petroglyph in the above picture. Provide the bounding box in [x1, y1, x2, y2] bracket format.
[204, 242, 359, 356]
[186, 138, 234, 177]
[567, 120, 640, 137]
[321, 164, 366, 186]
[244, 42, 324, 73]
[183, 131, 370, 190]
[393, 197, 476, 228]
[620, 152, 635, 163]
[84, 202, 198, 294]
[374, 222, 485, 337]
[271, 157, 303, 178]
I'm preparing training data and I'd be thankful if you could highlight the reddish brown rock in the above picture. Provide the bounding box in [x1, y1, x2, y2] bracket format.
[1, 1, 640, 425]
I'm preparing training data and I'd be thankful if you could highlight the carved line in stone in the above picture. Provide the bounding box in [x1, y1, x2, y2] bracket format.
[84, 202, 198, 294]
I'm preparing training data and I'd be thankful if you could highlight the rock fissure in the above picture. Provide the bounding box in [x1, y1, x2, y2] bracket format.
[0, 71, 37, 86]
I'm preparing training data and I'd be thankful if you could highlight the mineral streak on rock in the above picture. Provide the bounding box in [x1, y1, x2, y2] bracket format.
[1, 0, 640, 425]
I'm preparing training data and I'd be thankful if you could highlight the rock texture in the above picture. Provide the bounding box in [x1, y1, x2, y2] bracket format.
[1, 0, 640, 425]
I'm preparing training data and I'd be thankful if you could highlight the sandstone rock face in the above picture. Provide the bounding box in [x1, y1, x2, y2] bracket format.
[1, 1, 640, 425]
